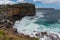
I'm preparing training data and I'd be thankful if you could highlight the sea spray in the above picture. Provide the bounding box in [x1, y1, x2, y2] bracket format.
[13, 10, 60, 40]
[13, 12, 44, 35]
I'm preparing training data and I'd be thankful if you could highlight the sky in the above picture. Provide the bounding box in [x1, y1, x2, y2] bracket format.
[0, 0, 60, 9]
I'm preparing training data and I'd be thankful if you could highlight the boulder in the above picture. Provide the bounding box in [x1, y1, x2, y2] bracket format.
[36, 32, 60, 40]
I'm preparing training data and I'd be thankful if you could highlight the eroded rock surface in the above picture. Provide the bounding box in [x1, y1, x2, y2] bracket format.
[0, 3, 37, 40]
[36, 32, 60, 40]
[0, 3, 35, 28]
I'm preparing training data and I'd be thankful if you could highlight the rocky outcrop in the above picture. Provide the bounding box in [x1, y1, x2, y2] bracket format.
[0, 3, 36, 40]
[35, 32, 60, 40]
[0, 3, 35, 17]
[0, 28, 38, 40]
[0, 3, 35, 28]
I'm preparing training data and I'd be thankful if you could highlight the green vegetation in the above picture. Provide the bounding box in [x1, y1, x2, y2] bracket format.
[0, 30, 5, 36]
[33, 38, 39, 40]
[0, 34, 39, 40]
[3, 35, 21, 40]
[0, 29, 39, 40]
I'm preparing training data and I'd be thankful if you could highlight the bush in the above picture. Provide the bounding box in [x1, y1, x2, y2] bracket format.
[0, 30, 5, 36]
[32, 38, 39, 40]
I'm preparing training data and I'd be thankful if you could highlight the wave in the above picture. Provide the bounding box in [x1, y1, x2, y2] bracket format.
[13, 10, 60, 40]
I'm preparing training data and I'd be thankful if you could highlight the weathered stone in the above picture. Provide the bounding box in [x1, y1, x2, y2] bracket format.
[0, 3, 36, 40]
[36, 32, 60, 40]
[0, 3, 35, 28]
[0, 3, 35, 17]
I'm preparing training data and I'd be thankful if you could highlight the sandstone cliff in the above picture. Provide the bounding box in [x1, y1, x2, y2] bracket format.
[0, 3, 36, 27]
[0, 3, 37, 40]
[0, 3, 35, 18]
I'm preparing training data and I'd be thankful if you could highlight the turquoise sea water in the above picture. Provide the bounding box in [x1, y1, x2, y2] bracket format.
[35, 18, 60, 33]
[13, 10, 60, 37]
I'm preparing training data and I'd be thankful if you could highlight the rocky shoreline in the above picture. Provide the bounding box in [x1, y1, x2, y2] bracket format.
[0, 24, 39, 40]
[0, 3, 60, 40]
[0, 3, 38, 40]
[35, 32, 60, 40]
[0, 3, 35, 31]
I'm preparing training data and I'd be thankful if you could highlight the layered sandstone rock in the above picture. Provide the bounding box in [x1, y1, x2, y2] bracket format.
[0, 3, 37, 40]
[0, 3, 35, 28]
[0, 3, 35, 17]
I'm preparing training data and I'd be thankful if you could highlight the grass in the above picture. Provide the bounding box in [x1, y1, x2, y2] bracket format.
[0, 29, 39, 40]
[0, 34, 39, 40]
[32, 38, 39, 40]
[0, 30, 5, 36]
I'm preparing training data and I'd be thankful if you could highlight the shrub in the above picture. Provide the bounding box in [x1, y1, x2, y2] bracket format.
[0, 30, 5, 36]
[32, 38, 39, 40]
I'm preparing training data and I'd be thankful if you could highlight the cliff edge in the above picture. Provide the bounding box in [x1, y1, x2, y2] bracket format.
[0, 3, 37, 40]
[0, 3, 36, 28]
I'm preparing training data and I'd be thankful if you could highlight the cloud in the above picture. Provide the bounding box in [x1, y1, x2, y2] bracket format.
[0, 0, 16, 5]
[33, 0, 60, 4]
[1, 0, 60, 5]
[17, 0, 24, 2]
[0, 0, 25, 5]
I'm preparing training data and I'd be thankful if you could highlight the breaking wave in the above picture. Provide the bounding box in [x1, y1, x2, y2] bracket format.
[13, 10, 60, 40]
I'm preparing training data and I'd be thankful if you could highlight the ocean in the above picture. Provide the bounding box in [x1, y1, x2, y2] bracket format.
[13, 9, 60, 40]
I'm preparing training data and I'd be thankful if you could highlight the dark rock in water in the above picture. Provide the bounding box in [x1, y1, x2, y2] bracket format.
[36, 32, 60, 40]
[0, 3, 35, 28]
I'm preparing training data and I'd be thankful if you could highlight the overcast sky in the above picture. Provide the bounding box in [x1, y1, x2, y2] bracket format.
[0, 0, 60, 9]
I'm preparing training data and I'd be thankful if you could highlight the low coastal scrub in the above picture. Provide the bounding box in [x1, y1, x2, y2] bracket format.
[32, 38, 39, 40]
[0, 34, 39, 40]
[0, 29, 39, 40]
[0, 30, 5, 36]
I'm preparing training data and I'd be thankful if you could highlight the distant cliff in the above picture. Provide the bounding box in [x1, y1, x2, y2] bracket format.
[36, 8, 55, 10]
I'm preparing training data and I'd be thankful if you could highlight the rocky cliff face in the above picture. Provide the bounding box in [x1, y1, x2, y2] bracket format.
[0, 3, 36, 40]
[0, 3, 35, 28]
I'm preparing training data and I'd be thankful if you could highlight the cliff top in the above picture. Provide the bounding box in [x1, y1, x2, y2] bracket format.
[0, 3, 35, 6]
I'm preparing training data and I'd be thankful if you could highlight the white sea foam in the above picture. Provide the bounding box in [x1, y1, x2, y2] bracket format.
[13, 11, 60, 40]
